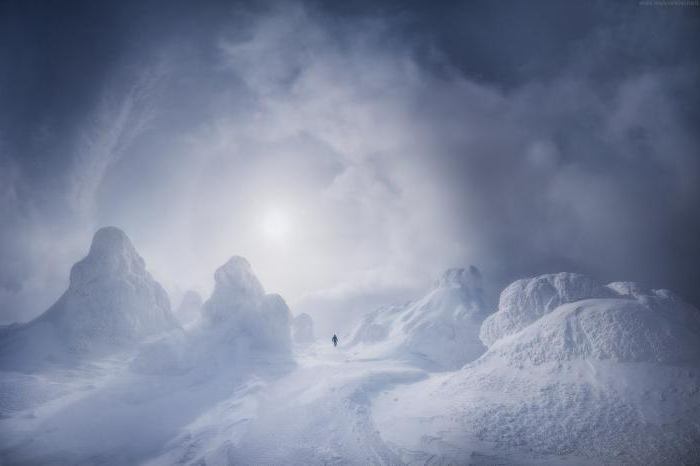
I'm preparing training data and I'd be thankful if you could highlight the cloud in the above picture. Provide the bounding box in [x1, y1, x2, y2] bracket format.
[0, 0, 698, 327]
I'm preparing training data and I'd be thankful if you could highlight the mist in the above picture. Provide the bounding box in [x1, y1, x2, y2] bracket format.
[1, 0, 698, 336]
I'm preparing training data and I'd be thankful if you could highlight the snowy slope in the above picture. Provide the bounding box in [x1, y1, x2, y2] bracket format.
[348, 267, 488, 370]
[0, 227, 179, 370]
[373, 275, 700, 464]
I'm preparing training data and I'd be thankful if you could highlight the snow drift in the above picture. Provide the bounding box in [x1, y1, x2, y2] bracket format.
[373, 273, 700, 464]
[0, 227, 178, 370]
[348, 266, 488, 370]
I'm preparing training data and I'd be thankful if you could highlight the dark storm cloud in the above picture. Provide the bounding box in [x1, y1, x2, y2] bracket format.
[0, 0, 698, 326]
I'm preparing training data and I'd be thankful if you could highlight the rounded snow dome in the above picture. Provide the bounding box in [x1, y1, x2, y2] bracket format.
[480, 273, 613, 347]
[489, 296, 700, 366]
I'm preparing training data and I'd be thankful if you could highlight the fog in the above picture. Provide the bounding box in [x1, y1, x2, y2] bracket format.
[1, 0, 698, 335]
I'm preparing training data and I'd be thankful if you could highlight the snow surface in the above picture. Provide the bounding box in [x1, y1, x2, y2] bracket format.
[2, 251, 699, 465]
[347, 267, 487, 370]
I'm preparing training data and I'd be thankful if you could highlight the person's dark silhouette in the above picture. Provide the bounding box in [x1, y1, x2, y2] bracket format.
[332, 334, 338, 347]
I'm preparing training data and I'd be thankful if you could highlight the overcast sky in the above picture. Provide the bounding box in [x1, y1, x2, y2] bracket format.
[1, 0, 698, 332]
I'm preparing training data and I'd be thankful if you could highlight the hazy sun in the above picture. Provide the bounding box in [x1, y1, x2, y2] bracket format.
[261, 209, 291, 242]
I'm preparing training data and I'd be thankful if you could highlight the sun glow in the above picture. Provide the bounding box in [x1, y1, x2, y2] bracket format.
[261, 209, 292, 242]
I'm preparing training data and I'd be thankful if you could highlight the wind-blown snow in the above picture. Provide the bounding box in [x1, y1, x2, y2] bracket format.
[348, 267, 487, 370]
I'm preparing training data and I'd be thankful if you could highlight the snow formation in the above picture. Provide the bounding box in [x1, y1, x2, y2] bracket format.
[202, 256, 292, 355]
[373, 273, 700, 464]
[348, 266, 488, 370]
[132, 256, 294, 375]
[479, 272, 614, 347]
[0, 227, 178, 369]
[292, 313, 315, 345]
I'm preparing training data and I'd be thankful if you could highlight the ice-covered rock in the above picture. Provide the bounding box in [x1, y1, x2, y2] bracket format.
[0, 227, 179, 369]
[175, 290, 203, 325]
[348, 266, 487, 370]
[292, 313, 315, 345]
[479, 272, 614, 347]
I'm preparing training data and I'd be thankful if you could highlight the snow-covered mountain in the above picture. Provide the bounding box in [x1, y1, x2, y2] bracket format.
[373, 273, 700, 464]
[0, 227, 179, 370]
[348, 266, 488, 370]
[292, 313, 315, 345]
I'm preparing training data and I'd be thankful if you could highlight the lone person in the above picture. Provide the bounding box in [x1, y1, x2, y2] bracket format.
[332, 334, 339, 347]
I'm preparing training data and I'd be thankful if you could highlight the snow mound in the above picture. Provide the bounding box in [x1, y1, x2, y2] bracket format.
[348, 266, 487, 370]
[175, 290, 203, 325]
[292, 313, 315, 345]
[373, 279, 700, 464]
[480, 272, 614, 347]
[0, 227, 178, 369]
[492, 297, 700, 365]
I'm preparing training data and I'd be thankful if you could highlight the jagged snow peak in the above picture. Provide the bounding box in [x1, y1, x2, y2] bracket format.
[0, 227, 179, 369]
[348, 266, 487, 370]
